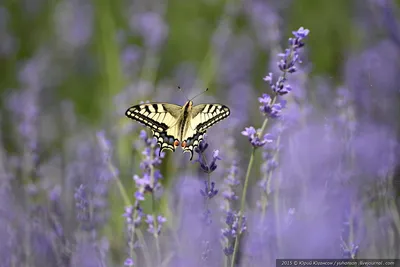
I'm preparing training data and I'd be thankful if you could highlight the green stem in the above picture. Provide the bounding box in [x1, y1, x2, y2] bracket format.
[136, 229, 152, 267]
[98, 133, 151, 266]
[152, 192, 161, 266]
[96, 134, 131, 206]
[150, 146, 161, 266]
[260, 132, 281, 224]
[230, 94, 278, 266]
[230, 148, 255, 267]
[272, 134, 282, 253]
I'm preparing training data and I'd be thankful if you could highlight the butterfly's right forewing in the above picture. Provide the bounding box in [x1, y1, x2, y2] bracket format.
[191, 104, 230, 133]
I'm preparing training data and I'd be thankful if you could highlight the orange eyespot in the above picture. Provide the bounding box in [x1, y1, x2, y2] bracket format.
[174, 140, 180, 147]
[181, 141, 187, 148]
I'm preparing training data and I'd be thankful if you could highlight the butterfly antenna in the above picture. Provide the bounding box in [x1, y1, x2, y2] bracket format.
[178, 86, 190, 101]
[189, 88, 209, 101]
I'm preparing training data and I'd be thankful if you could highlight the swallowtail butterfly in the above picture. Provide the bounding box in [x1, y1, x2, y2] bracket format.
[125, 90, 230, 160]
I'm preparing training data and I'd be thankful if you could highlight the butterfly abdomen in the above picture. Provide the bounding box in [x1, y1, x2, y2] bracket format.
[175, 100, 192, 142]
[179, 105, 190, 143]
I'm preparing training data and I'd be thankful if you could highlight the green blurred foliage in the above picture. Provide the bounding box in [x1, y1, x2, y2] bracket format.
[289, 0, 354, 77]
[0, 0, 357, 118]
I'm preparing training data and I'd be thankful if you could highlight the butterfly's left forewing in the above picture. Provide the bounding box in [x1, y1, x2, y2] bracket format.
[125, 103, 183, 154]
[182, 103, 230, 160]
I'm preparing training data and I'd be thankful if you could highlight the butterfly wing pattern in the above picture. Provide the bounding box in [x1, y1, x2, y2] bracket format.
[125, 101, 230, 160]
[181, 104, 230, 159]
[125, 102, 182, 153]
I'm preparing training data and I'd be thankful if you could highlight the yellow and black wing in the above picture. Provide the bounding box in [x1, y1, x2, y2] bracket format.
[182, 103, 231, 160]
[125, 103, 183, 154]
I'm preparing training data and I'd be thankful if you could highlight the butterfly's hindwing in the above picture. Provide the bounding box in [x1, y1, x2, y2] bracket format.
[182, 131, 204, 160]
[152, 130, 177, 155]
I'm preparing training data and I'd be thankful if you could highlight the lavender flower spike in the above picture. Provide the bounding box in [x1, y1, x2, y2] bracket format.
[258, 93, 287, 118]
[124, 258, 134, 266]
[241, 126, 273, 148]
[200, 180, 219, 199]
[222, 211, 247, 256]
[291, 27, 310, 43]
[145, 214, 167, 235]
[232, 27, 310, 266]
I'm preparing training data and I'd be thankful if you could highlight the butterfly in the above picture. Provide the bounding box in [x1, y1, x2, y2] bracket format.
[125, 93, 230, 160]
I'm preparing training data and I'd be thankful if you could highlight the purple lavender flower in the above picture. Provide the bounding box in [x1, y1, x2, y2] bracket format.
[214, 33, 255, 87]
[121, 45, 142, 78]
[209, 150, 222, 172]
[70, 241, 106, 267]
[264, 27, 309, 94]
[195, 136, 222, 201]
[129, 12, 168, 49]
[54, 1, 93, 50]
[340, 203, 361, 259]
[133, 174, 150, 201]
[124, 129, 166, 265]
[222, 211, 247, 256]
[241, 126, 273, 148]
[245, 1, 281, 49]
[197, 148, 222, 174]
[123, 206, 134, 224]
[74, 184, 90, 227]
[219, 161, 243, 257]
[258, 93, 287, 118]
[233, 27, 310, 264]
[130, 130, 165, 210]
[200, 181, 219, 199]
[334, 87, 357, 133]
[145, 214, 167, 235]
[241, 27, 309, 150]
[124, 257, 134, 266]
[195, 134, 209, 154]
[123, 205, 144, 229]
[169, 176, 223, 266]
[62, 130, 113, 238]
[5, 53, 52, 189]
[260, 145, 279, 174]
[264, 74, 293, 95]
[221, 161, 240, 204]
[133, 130, 165, 205]
[291, 27, 310, 43]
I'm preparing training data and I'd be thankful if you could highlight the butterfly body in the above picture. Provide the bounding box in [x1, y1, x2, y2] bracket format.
[125, 100, 230, 160]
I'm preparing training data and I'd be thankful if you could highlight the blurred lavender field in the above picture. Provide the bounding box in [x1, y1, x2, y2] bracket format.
[1, 0, 400, 266]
